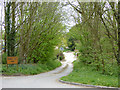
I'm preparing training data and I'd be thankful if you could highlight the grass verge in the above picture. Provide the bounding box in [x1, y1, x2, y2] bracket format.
[1, 60, 61, 76]
[60, 60, 118, 87]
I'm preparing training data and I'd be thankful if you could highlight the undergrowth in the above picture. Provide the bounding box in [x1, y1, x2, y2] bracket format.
[61, 60, 118, 87]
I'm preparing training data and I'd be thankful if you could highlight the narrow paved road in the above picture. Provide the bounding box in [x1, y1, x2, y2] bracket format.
[1, 52, 110, 89]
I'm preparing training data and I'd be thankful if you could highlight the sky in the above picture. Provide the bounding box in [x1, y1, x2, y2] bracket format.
[0, 1, 77, 32]
[61, 3, 77, 31]
[0, 2, 4, 31]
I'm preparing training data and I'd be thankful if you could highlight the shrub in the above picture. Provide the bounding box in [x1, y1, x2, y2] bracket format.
[59, 52, 65, 61]
[59, 56, 63, 60]
[2, 59, 61, 76]
[2, 53, 7, 64]
[55, 49, 65, 61]
[67, 37, 76, 51]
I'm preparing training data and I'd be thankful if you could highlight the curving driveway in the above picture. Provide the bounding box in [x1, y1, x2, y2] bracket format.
[1, 52, 107, 89]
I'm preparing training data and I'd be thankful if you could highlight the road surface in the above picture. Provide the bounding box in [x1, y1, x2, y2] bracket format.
[1, 52, 111, 89]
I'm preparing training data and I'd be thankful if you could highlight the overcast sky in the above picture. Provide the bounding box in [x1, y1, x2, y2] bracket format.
[0, 2, 4, 31]
[0, 1, 77, 32]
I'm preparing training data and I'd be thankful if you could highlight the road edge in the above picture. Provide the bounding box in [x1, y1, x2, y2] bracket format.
[59, 79, 118, 89]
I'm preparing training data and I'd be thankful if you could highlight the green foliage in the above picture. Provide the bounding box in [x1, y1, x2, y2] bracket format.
[59, 52, 65, 61]
[79, 45, 118, 76]
[67, 37, 76, 51]
[54, 49, 65, 61]
[59, 56, 63, 60]
[66, 2, 118, 80]
[2, 53, 7, 64]
[1, 60, 61, 75]
[67, 20, 118, 76]
[63, 48, 71, 52]
[61, 60, 118, 87]
[4, 2, 65, 66]
[21, 2, 65, 64]
[5, 2, 16, 56]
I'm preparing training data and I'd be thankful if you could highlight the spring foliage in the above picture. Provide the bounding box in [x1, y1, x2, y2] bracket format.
[3, 2, 65, 64]
[67, 2, 118, 75]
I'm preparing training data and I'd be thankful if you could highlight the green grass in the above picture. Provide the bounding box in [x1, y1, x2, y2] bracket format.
[1, 60, 61, 76]
[60, 60, 118, 87]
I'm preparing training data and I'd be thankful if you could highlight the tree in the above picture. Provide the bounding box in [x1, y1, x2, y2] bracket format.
[117, 2, 120, 66]
[11, 2, 16, 56]
[5, 2, 11, 56]
[4, 2, 65, 64]
[66, 1, 118, 75]
[67, 36, 76, 51]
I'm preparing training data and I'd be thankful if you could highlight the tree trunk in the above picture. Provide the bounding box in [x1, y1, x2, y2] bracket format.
[19, 2, 24, 64]
[118, 1, 120, 66]
[118, 1, 120, 88]
[4, 2, 6, 53]
[11, 2, 16, 56]
[6, 2, 11, 56]
[117, 1, 120, 66]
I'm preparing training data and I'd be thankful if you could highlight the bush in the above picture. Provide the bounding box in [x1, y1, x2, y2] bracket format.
[54, 49, 61, 59]
[59, 52, 65, 61]
[63, 48, 71, 52]
[2, 59, 62, 76]
[2, 53, 7, 64]
[55, 49, 65, 61]
[59, 56, 63, 60]
[67, 37, 76, 51]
